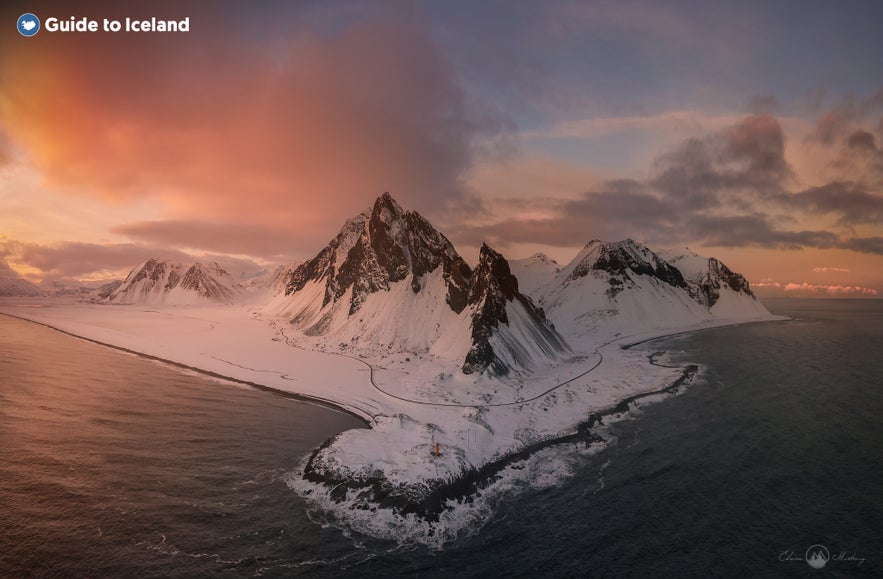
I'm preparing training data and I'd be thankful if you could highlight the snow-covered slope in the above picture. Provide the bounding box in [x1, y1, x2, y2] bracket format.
[89, 280, 124, 301]
[102, 259, 241, 305]
[536, 239, 770, 340]
[509, 253, 561, 296]
[462, 244, 570, 375]
[0, 275, 43, 297]
[243, 260, 302, 296]
[270, 194, 570, 375]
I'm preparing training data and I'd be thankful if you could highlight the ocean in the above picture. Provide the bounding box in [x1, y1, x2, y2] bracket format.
[1, 298, 880, 577]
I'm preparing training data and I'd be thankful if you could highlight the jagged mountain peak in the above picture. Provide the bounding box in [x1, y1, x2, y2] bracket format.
[371, 191, 405, 221]
[523, 252, 558, 266]
[103, 258, 240, 305]
[285, 192, 472, 321]
[468, 243, 519, 305]
[463, 243, 570, 376]
[564, 238, 688, 296]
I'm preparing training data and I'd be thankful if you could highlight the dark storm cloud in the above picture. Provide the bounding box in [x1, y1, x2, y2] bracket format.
[846, 129, 877, 151]
[651, 115, 792, 208]
[684, 214, 839, 250]
[840, 236, 883, 255]
[783, 182, 883, 226]
[455, 110, 882, 256]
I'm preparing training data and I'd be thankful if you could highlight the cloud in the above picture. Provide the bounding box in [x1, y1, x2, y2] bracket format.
[781, 182, 883, 226]
[805, 90, 883, 145]
[648, 114, 793, 209]
[684, 214, 839, 250]
[110, 220, 304, 259]
[753, 281, 879, 297]
[0, 239, 262, 281]
[453, 110, 883, 258]
[840, 236, 883, 255]
[0, 1, 508, 244]
[813, 266, 850, 273]
[846, 129, 877, 151]
[523, 110, 746, 140]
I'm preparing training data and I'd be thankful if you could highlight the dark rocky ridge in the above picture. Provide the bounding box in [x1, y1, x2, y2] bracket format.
[283, 194, 570, 376]
[463, 244, 569, 376]
[570, 239, 688, 298]
[692, 257, 755, 306]
[286, 193, 472, 321]
[567, 239, 757, 306]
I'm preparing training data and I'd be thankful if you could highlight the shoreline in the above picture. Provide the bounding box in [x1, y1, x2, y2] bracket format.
[0, 311, 373, 427]
[2, 305, 785, 528]
[302, 354, 699, 520]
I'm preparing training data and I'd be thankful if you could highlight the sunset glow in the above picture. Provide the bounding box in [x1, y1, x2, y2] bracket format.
[1, 1, 881, 296]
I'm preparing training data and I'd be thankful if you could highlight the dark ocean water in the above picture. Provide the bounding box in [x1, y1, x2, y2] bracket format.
[1, 299, 881, 577]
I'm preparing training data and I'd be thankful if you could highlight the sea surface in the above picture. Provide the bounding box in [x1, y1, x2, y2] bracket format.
[1, 299, 881, 577]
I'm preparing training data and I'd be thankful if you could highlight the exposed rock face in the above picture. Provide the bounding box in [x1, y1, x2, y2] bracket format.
[103, 259, 240, 304]
[462, 244, 570, 376]
[280, 194, 570, 375]
[568, 239, 688, 298]
[692, 257, 754, 306]
[178, 262, 237, 302]
[285, 193, 472, 320]
[560, 239, 758, 308]
[90, 280, 124, 301]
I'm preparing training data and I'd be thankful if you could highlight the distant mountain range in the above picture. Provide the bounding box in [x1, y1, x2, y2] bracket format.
[5, 193, 767, 376]
[0, 272, 43, 297]
[98, 259, 242, 305]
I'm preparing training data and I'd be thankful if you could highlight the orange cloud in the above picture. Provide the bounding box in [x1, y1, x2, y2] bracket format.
[0, 2, 503, 246]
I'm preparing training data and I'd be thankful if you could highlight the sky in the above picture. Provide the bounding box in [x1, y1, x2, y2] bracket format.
[1, 0, 882, 297]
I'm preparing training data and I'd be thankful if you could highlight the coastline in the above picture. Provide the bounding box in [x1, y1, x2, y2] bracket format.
[0, 311, 372, 427]
[1, 301, 786, 544]
[303, 358, 699, 521]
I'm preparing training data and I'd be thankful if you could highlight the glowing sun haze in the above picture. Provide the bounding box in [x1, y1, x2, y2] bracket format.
[1, 0, 881, 296]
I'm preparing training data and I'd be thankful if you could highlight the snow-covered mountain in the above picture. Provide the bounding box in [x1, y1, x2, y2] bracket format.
[271, 193, 571, 375]
[0, 273, 43, 297]
[89, 280, 124, 301]
[243, 260, 302, 295]
[102, 259, 241, 305]
[509, 253, 561, 296]
[462, 244, 570, 375]
[533, 239, 768, 340]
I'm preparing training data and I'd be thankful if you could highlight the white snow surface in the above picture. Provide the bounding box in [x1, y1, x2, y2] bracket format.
[0, 274, 44, 297]
[103, 259, 242, 306]
[509, 253, 561, 296]
[0, 241, 783, 546]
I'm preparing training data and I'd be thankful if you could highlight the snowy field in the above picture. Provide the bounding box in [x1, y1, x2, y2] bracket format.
[0, 298, 782, 546]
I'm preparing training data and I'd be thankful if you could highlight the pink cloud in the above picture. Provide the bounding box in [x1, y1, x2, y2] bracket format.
[0, 3, 504, 249]
[753, 281, 879, 297]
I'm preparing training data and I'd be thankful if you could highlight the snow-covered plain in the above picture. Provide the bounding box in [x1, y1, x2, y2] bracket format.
[0, 281, 782, 546]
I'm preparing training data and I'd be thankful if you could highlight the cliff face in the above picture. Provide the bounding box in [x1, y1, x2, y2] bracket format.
[286, 193, 472, 321]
